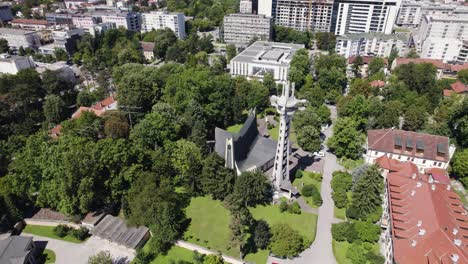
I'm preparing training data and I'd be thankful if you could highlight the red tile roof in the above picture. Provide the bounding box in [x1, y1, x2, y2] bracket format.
[376, 155, 419, 177]
[394, 58, 445, 69]
[71, 95, 117, 119]
[50, 124, 63, 139]
[11, 18, 48, 25]
[370, 80, 385, 88]
[387, 172, 468, 264]
[139, 41, 155, 52]
[444, 89, 455, 97]
[450, 82, 468, 94]
[368, 129, 450, 162]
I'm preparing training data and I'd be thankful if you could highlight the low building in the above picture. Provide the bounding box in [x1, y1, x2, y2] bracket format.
[141, 11, 186, 39]
[335, 33, 410, 58]
[81, 211, 106, 229]
[10, 19, 49, 30]
[140, 41, 154, 61]
[72, 13, 98, 31]
[230, 41, 304, 82]
[91, 215, 150, 249]
[222, 13, 272, 47]
[380, 162, 468, 264]
[89, 22, 115, 36]
[365, 129, 456, 173]
[391, 58, 468, 79]
[39, 28, 84, 55]
[0, 54, 35, 75]
[0, 3, 14, 23]
[99, 11, 141, 32]
[215, 110, 277, 175]
[46, 12, 74, 26]
[0, 28, 41, 51]
[0, 236, 36, 264]
[443, 81, 468, 97]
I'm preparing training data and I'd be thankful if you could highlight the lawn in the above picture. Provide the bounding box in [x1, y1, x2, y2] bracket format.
[244, 249, 269, 264]
[333, 240, 381, 264]
[338, 157, 364, 171]
[334, 207, 346, 220]
[22, 225, 83, 243]
[250, 204, 318, 243]
[227, 123, 243, 133]
[184, 196, 239, 257]
[292, 171, 322, 208]
[147, 245, 194, 264]
[268, 124, 298, 147]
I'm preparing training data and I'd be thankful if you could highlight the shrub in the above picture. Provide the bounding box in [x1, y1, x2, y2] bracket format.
[53, 224, 70, 237]
[332, 189, 348, 208]
[254, 220, 271, 249]
[288, 202, 301, 214]
[267, 123, 274, 130]
[295, 170, 303, 179]
[331, 222, 358, 243]
[355, 221, 380, 243]
[279, 200, 289, 213]
[70, 226, 89, 241]
[306, 172, 322, 181]
[270, 224, 304, 258]
[301, 184, 315, 197]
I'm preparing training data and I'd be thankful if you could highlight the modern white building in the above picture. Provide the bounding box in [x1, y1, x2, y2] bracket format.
[332, 0, 402, 35]
[230, 41, 305, 82]
[100, 11, 141, 31]
[275, 0, 333, 32]
[0, 28, 41, 51]
[258, 0, 276, 17]
[240, 0, 253, 14]
[336, 33, 410, 58]
[457, 40, 468, 63]
[414, 14, 468, 62]
[141, 11, 186, 39]
[89, 22, 116, 36]
[396, 1, 468, 27]
[0, 54, 35, 75]
[72, 14, 98, 31]
[223, 14, 272, 47]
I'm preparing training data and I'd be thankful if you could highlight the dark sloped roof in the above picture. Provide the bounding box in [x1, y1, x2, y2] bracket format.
[90, 215, 149, 249]
[0, 236, 33, 264]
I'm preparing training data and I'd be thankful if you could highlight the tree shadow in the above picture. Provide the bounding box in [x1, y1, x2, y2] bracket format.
[33, 240, 50, 264]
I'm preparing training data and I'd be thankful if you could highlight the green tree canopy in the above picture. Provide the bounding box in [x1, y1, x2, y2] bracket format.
[269, 223, 304, 258]
[327, 117, 365, 159]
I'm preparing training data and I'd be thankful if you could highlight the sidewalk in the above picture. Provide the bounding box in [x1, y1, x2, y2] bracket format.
[176, 240, 245, 264]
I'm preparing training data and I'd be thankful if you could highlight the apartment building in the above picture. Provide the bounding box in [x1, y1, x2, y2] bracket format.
[0, 28, 41, 51]
[10, 19, 49, 31]
[240, 0, 253, 14]
[331, 0, 401, 35]
[336, 33, 410, 58]
[0, 54, 35, 75]
[396, 1, 468, 27]
[39, 28, 84, 55]
[141, 11, 186, 39]
[230, 41, 305, 82]
[275, 0, 333, 32]
[223, 14, 272, 47]
[457, 40, 468, 63]
[415, 14, 468, 62]
[100, 11, 141, 31]
[258, 0, 276, 17]
[72, 14, 98, 30]
[46, 12, 74, 26]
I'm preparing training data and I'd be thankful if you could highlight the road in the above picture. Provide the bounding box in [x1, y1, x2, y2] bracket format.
[267, 105, 341, 264]
[23, 234, 134, 264]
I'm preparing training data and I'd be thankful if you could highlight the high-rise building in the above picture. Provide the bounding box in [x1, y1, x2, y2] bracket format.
[258, 0, 276, 17]
[415, 14, 468, 62]
[275, 0, 333, 32]
[141, 11, 186, 39]
[331, 0, 401, 35]
[240, 0, 253, 14]
[396, 1, 468, 27]
[223, 14, 272, 46]
[99, 11, 141, 32]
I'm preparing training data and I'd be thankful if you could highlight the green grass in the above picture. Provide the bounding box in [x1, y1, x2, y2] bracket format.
[149, 245, 194, 264]
[332, 240, 381, 264]
[250, 204, 318, 243]
[244, 249, 269, 264]
[227, 124, 243, 133]
[334, 207, 346, 220]
[292, 171, 322, 208]
[184, 196, 239, 257]
[22, 225, 83, 243]
[454, 188, 468, 206]
[339, 158, 364, 171]
[39, 249, 56, 264]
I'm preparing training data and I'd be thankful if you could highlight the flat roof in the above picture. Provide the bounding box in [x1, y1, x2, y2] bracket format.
[0, 28, 36, 35]
[231, 41, 304, 66]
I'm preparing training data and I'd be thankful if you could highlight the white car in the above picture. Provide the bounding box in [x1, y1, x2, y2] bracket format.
[313, 151, 325, 157]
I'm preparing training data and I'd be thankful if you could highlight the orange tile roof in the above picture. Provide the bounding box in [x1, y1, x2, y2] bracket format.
[444, 89, 455, 97]
[370, 80, 385, 88]
[450, 82, 468, 94]
[11, 18, 48, 25]
[387, 172, 468, 264]
[394, 58, 445, 69]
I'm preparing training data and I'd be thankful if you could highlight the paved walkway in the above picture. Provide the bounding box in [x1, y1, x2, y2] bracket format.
[23, 234, 135, 264]
[267, 105, 341, 264]
[176, 240, 244, 264]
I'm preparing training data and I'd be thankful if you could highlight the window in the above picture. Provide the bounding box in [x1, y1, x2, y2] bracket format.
[438, 162, 442, 167]
[433, 161, 437, 166]
[423, 160, 426, 164]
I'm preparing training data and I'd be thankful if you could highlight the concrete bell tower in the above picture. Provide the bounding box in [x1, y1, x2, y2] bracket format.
[270, 82, 307, 191]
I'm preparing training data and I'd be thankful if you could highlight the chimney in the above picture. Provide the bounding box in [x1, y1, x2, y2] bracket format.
[451, 254, 459, 263]
[416, 182, 422, 188]
[419, 229, 426, 236]
[431, 184, 436, 191]
[428, 175, 434, 183]
[453, 228, 458, 235]
[411, 240, 417, 247]
[447, 185, 451, 191]
[412, 173, 417, 179]
[417, 220, 422, 227]
[411, 190, 416, 196]
[454, 239, 462, 247]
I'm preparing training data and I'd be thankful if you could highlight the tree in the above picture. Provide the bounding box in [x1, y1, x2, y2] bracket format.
[88, 251, 113, 264]
[43, 95, 65, 126]
[331, 222, 358, 242]
[153, 28, 178, 59]
[127, 171, 187, 254]
[203, 254, 224, 264]
[315, 32, 336, 51]
[403, 104, 426, 131]
[254, 220, 271, 249]
[406, 48, 419, 58]
[169, 139, 203, 194]
[368, 57, 385, 77]
[232, 171, 272, 207]
[288, 49, 311, 88]
[269, 224, 304, 258]
[226, 44, 236, 61]
[349, 79, 372, 98]
[351, 56, 364, 78]
[348, 165, 383, 220]
[327, 117, 365, 159]
[263, 72, 277, 95]
[165, 41, 187, 63]
[354, 221, 380, 243]
[458, 69, 468, 84]
[42, 69, 74, 95]
[448, 98, 468, 148]
[0, 38, 8, 53]
[296, 125, 321, 152]
[0, 194, 22, 233]
[388, 48, 399, 69]
[102, 111, 129, 139]
[200, 153, 235, 200]
[54, 48, 69, 61]
[450, 149, 468, 187]
[346, 243, 367, 264]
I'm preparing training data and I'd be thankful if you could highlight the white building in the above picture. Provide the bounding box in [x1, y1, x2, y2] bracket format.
[258, 0, 275, 17]
[365, 129, 456, 172]
[0, 54, 35, 75]
[336, 33, 410, 58]
[332, 0, 401, 35]
[396, 1, 468, 27]
[223, 14, 272, 47]
[415, 14, 468, 62]
[0, 28, 41, 51]
[100, 11, 141, 32]
[457, 40, 468, 63]
[141, 11, 186, 39]
[230, 41, 305, 82]
[275, 0, 333, 32]
[72, 14, 98, 31]
[240, 0, 253, 14]
[89, 22, 116, 36]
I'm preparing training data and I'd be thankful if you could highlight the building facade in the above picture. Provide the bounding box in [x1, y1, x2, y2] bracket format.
[141, 11, 186, 39]
[415, 14, 468, 62]
[10, 19, 49, 31]
[0, 28, 41, 51]
[72, 14, 98, 31]
[258, 0, 276, 17]
[396, 1, 468, 27]
[275, 0, 333, 32]
[240, 0, 253, 13]
[223, 13, 272, 47]
[331, 0, 401, 35]
[46, 12, 74, 26]
[0, 4, 14, 23]
[336, 33, 410, 58]
[100, 11, 141, 31]
[457, 40, 468, 63]
[230, 41, 305, 82]
[0, 54, 35, 75]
